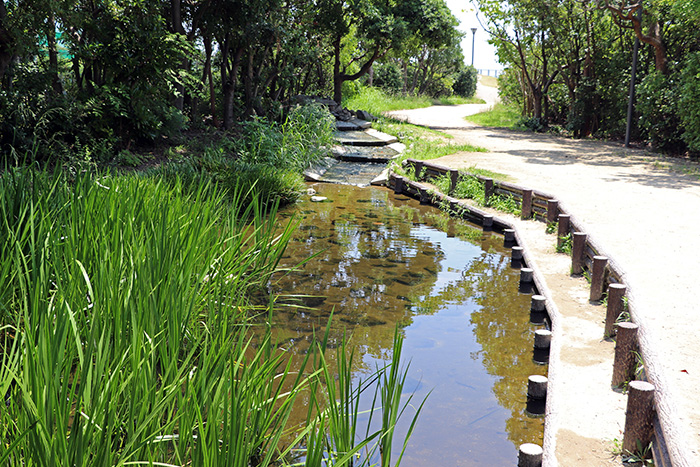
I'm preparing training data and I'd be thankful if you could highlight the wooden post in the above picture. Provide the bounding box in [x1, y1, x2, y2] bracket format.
[531, 295, 546, 312]
[394, 176, 404, 195]
[571, 232, 587, 275]
[521, 189, 533, 219]
[623, 381, 655, 455]
[512, 246, 524, 261]
[547, 199, 559, 224]
[534, 329, 552, 349]
[612, 322, 639, 387]
[557, 214, 571, 249]
[503, 228, 516, 246]
[414, 161, 424, 180]
[518, 443, 543, 467]
[419, 188, 431, 205]
[449, 169, 460, 196]
[590, 255, 608, 301]
[528, 375, 548, 399]
[520, 268, 534, 283]
[605, 284, 627, 338]
[533, 330, 551, 364]
[482, 214, 494, 229]
[530, 295, 546, 324]
[484, 178, 494, 204]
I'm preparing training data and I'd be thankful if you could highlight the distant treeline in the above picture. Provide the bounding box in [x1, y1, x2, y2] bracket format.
[0, 0, 474, 164]
[476, 0, 700, 153]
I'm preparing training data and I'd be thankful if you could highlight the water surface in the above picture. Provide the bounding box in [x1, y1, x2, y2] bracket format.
[271, 184, 547, 465]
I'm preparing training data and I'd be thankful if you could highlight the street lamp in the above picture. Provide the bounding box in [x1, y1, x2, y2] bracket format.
[471, 28, 477, 67]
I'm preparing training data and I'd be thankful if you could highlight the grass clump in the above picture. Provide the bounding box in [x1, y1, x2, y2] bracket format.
[343, 87, 433, 115]
[155, 103, 334, 207]
[556, 233, 573, 254]
[427, 170, 520, 216]
[0, 168, 426, 466]
[434, 96, 486, 105]
[465, 103, 522, 128]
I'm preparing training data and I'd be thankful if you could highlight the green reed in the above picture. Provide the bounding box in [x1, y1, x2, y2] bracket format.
[0, 168, 424, 466]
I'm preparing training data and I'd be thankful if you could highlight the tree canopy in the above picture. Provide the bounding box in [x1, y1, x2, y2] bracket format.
[0, 0, 468, 162]
[476, 0, 700, 152]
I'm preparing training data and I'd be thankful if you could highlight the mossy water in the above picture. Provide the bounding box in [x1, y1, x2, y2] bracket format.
[270, 184, 548, 465]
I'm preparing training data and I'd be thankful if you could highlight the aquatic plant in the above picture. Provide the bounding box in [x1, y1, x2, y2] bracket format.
[0, 168, 423, 466]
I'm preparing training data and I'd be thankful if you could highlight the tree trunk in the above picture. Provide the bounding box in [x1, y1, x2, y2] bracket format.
[203, 34, 218, 127]
[333, 35, 383, 104]
[0, 0, 13, 86]
[531, 86, 543, 120]
[604, 2, 669, 74]
[171, 0, 186, 110]
[332, 36, 343, 104]
[46, 13, 63, 95]
[401, 59, 408, 95]
[221, 34, 243, 130]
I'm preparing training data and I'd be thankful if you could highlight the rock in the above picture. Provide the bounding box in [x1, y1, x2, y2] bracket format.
[307, 188, 317, 195]
[310, 196, 328, 202]
[356, 110, 376, 122]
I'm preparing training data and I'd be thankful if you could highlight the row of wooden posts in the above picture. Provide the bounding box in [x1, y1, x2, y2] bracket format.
[391, 161, 659, 466]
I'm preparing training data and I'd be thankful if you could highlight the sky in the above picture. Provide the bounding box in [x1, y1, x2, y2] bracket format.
[444, 0, 504, 72]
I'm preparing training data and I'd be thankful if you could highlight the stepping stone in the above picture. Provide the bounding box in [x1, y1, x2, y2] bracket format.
[335, 118, 371, 131]
[316, 161, 389, 187]
[334, 129, 398, 146]
[331, 145, 401, 163]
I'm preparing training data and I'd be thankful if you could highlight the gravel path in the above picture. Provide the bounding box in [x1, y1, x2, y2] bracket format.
[387, 83, 700, 465]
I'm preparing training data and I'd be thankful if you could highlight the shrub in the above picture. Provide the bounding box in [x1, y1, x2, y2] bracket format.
[373, 61, 404, 94]
[453, 66, 478, 98]
[637, 71, 684, 152]
[679, 52, 700, 153]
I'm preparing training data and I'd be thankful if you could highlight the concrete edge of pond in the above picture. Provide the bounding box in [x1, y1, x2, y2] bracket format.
[384, 169, 685, 467]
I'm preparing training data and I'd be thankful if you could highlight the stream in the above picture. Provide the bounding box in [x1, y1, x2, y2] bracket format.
[270, 183, 547, 465]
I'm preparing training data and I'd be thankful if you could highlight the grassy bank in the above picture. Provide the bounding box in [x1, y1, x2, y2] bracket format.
[0, 169, 421, 466]
[464, 103, 522, 128]
[343, 87, 488, 163]
[344, 87, 483, 116]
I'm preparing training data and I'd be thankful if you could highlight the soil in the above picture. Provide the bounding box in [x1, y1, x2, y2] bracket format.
[385, 79, 700, 466]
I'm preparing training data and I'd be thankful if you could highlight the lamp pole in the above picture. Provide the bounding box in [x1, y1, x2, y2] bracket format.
[471, 28, 477, 67]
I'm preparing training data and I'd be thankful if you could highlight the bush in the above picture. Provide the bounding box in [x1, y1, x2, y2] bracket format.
[237, 103, 334, 171]
[373, 62, 404, 94]
[679, 52, 700, 153]
[637, 71, 685, 152]
[426, 76, 454, 98]
[452, 66, 478, 98]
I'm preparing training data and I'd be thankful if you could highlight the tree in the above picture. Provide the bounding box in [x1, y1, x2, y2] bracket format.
[476, 0, 562, 121]
[600, 0, 669, 74]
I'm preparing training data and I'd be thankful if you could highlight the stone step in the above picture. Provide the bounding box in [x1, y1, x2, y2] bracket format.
[331, 143, 404, 163]
[333, 128, 398, 147]
[335, 118, 372, 131]
[311, 161, 388, 187]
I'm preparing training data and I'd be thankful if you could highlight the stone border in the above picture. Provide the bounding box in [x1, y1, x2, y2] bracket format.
[391, 159, 683, 467]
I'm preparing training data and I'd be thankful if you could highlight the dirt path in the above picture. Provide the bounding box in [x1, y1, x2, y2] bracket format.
[387, 84, 700, 465]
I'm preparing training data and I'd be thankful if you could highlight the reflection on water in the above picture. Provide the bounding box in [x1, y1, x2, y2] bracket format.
[270, 184, 547, 465]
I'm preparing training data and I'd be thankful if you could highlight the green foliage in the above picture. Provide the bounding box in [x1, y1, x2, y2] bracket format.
[402, 139, 487, 163]
[373, 61, 404, 93]
[488, 193, 520, 215]
[0, 168, 425, 466]
[343, 86, 433, 114]
[637, 71, 684, 152]
[237, 104, 334, 172]
[155, 104, 334, 207]
[465, 103, 522, 128]
[453, 66, 478, 98]
[435, 96, 485, 105]
[556, 233, 573, 254]
[679, 52, 700, 153]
